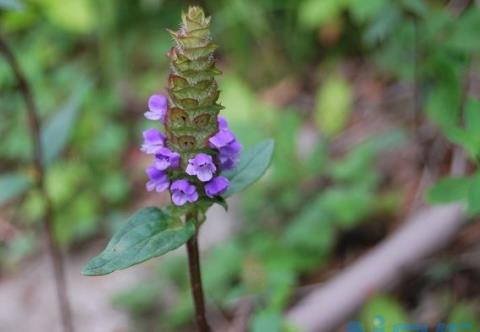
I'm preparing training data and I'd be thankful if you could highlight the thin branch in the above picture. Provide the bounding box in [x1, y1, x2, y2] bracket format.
[186, 211, 210, 332]
[0, 35, 75, 332]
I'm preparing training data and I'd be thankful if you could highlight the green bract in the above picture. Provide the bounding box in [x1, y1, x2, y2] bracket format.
[166, 6, 223, 166]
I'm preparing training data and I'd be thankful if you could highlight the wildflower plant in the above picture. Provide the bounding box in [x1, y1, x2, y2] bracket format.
[83, 6, 274, 331]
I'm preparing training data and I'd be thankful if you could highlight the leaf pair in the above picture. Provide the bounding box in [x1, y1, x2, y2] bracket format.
[83, 139, 275, 276]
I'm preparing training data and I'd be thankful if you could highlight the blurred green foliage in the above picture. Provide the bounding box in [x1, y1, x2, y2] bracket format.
[2, 0, 480, 330]
[360, 295, 408, 331]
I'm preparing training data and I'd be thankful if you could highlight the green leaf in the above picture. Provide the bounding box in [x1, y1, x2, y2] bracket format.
[251, 311, 284, 332]
[360, 295, 408, 331]
[82, 207, 195, 276]
[401, 0, 428, 16]
[0, 0, 24, 10]
[0, 172, 31, 205]
[426, 67, 461, 130]
[467, 173, 480, 215]
[223, 139, 275, 197]
[363, 5, 400, 45]
[349, 0, 387, 23]
[427, 177, 470, 204]
[465, 99, 480, 135]
[41, 83, 89, 167]
[298, 0, 347, 29]
[314, 74, 353, 137]
[448, 302, 480, 330]
[41, 0, 95, 34]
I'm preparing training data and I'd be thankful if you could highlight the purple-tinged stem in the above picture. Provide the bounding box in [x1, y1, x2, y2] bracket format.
[186, 211, 210, 332]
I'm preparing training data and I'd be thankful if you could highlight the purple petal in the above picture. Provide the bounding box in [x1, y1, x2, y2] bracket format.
[141, 144, 163, 154]
[145, 166, 169, 192]
[187, 191, 199, 203]
[145, 94, 168, 122]
[171, 179, 189, 192]
[218, 116, 229, 130]
[154, 180, 170, 192]
[141, 129, 166, 154]
[209, 130, 235, 149]
[186, 153, 217, 182]
[197, 167, 214, 182]
[146, 180, 156, 192]
[185, 163, 197, 176]
[148, 94, 167, 112]
[172, 192, 188, 206]
[155, 158, 170, 170]
[171, 179, 198, 206]
[155, 147, 180, 170]
[205, 176, 230, 197]
[219, 155, 236, 170]
[143, 128, 165, 144]
[220, 140, 242, 156]
[146, 166, 163, 180]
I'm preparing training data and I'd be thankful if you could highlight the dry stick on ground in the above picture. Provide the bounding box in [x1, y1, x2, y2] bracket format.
[0, 35, 75, 332]
[286, 203, 465, 331]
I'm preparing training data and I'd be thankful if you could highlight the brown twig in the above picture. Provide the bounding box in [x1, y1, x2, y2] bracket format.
[186, 211, 210, 332]
[287, 204, 465, 331]
[0, 35, 75, 332]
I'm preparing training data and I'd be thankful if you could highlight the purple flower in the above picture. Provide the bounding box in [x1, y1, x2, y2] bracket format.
[141, 128, 165, 154]
[145, 94, 167, 123]
[170, 179, 199, 206]
[209, 120, 242, 171]
[208, 130, 236, 149]
[145, 166, 170, 192]
[186, 153, 217, 182]
[219, 149, 241, 170]
[155, 147, 180, 170]
[205, 176, 229, 197]
[218, 116, 228, 130]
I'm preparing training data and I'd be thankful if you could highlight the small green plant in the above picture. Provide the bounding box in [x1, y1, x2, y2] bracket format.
[82, 7, 274, 331]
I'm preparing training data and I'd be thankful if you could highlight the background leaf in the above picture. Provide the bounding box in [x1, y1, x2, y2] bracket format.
[223, 139, 275, 197]
[467, 173, 480, 215]
[314, 74, 353, 137]
[360, 295, 408, 331]
[41, 82, 90, 167]
[427, 177, 470, 204]
[0, 172, 31, 205]
[41, 0, 95, 34]
[0, 0, 23, 10]
[448, 302, 480, 330]
[298, 0, 346, 29]
[82, 207, 195, 276]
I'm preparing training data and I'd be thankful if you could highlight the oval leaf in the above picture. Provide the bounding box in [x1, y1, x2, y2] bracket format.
[223, 139, 275, 197]
[82, 207, 195, 276]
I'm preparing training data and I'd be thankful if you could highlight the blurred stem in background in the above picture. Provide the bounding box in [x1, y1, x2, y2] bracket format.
[0, 35, 74, 332]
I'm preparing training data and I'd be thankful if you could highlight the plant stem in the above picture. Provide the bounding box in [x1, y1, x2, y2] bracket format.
[186, 212, 210, 332]
[0, 35, 75, 332]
